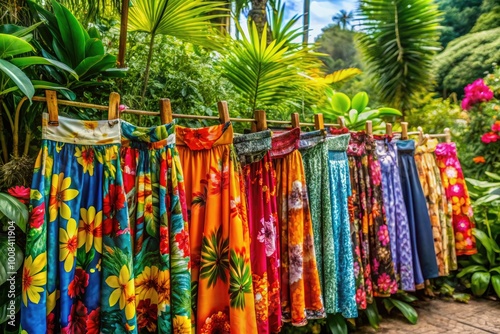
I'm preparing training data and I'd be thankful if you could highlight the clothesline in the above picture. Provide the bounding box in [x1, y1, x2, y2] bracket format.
[30, 90, 451, 141]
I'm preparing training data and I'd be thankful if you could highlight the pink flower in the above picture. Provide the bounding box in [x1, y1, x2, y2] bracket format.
[370, 160, 382, 186]
[455, 217, 471, 233]
[356, 288, 367, 309]
[377, 225, 390, 246]
[492, 121, 500, 133]
[377, 273, 393, 293]
[7, 186, 30, 204]
[461, 97, 471, 111]
[462, 78, 494, 110]
[481, 132, 499, 144]
[119, 104, 128, 111]
[372, 257, 380, 273]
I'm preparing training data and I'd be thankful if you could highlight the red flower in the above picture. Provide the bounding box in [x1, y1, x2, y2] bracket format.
[86, 307, 100, 334]
[137, 299, 158, 332]
[160, 226, 170, 254]
[29, 203, 45, 229]
[492, 121, 500, 133]
[47, 313, 56, 334]
[8, 186, 30, 205]
[62, 300, 88, 334]
[175, 229, 190, 257]
[68, 268, 89, 298]
[481, 132, 499, 144]
[103, 184, 126, 235]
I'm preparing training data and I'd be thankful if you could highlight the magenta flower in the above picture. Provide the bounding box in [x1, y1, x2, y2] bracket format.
[377, 225, 390, 246]
[491, 121, 500, 132]
[462, 79, 494, 110]
[481, 132, 499, 144]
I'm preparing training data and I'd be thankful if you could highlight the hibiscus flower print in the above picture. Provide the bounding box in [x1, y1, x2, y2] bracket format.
[61, 300, 88, 334]
[68, 268, 89, 298]
[257, 216, 277, 257]
[209, 164, 229, 195]
[377, 225, 390, 246]
[175, 228, 190, 257]
[288, 245, 304, 284]
[289, 180, 304, 210]
[376, 273, 393, 294]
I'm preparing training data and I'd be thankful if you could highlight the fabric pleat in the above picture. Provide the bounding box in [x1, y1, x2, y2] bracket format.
[235, 130, 282, 334]
[120, 121, 192, 333]
[176, 123, 257, 334]
[434, 142, 477, 256]
[375, 138, 415, 291]
[22, 114, 137, 333]
[272, 128, 325, 326]
[397, 139, 439, 285]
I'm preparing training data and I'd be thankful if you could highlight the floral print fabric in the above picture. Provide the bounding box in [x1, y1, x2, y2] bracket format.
[235, 131, 281, 334]
[22, 114, 137, 333]
[397, 140, 439, 285]
[176, 123, 257, 333]
[326, 134, 357, 318]
[347, 132, 397, 308]
[375, 138, 415, 291]
[434, 142, 477, 256]
[272, 128, 325, 325]
[415, 139, 458, 275]
[120, 121, 191, 333]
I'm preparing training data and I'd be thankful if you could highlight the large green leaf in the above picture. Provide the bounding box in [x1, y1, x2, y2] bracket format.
[0, 22, 43, 38]
[51, 0, 86, 67]
[0, 236, 24, 286]
[456, 265, 488, 278]
[128, 0, 225, 49]
[364, 302, 380, 329]
[85, 38, 105, 57]
[471, 271, 490, 296]
[473, 229, 498, 265]
[32, 80, 76, 100]
[9, 56, 78, 79]
[491, 275, 500, 298]
[0, 34, 34, 58]
[327, 313, 348, 334]
[390, 298, 418, 325]
[330, 92, 351, 113]
[377, 107, 403, 117]
[0, 59, 35, 100]
[352, 92, 369, 113]
[0, 193, 28, 233]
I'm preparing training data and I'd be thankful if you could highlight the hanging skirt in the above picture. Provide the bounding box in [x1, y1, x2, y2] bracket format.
[271, 128, 324, 326]
[234, 130, 282, 334]
[21, 114, 137, 333]
[397, 140, 439, 285]
[120, 121, 191, 333]
[176, 123, 257, 334]
[375, 138, 414, 291]
[347, 133, 397, 307]
[415, 139, 458, 275]
[434, 142, 476, 256]
[326, 133, 357, 318]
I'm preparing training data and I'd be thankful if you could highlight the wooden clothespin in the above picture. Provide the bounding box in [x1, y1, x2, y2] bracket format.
[444, 128, 452, 143]
[46, 90, 59, 126]
[159, 98, 173, 124]
[291, 113, 300, 128]
[365, 120, 373, 135]
[337, 116, 346, 129]
[401, 122, 408, 140]
[386, 123, 392, 136]
[254, 109, 267, 132]
[314, 113, 324, 130]
[417, 126, 428, 146]
[108, 92, 120, 121]
[217, 101, 230, 124]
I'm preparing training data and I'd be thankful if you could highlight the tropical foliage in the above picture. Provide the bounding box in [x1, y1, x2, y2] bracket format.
[357, 0, 442, 114]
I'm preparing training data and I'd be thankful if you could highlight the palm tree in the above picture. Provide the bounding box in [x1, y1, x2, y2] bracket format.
[248, 0, 271, 44]
[332, 10, 353, 30]
[303, 0, 310, 44]
[356, 0, 441, 115]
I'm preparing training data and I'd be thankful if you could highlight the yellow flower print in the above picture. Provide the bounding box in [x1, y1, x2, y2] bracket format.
[46, 290, 59, 315]
[135, 266, 159, 303]
[22, 253, 46, 306]
[83, 121, 98, 130]
[173, 315, 191, 334]
[97, 146, 118, 178]
[60, 218, 78, 272]
[106, 265, 136, 320]
[78, 206, 103, 253]
[49, 173, 79, 222]
[157, 269, 171, 312]
[75, 147, 95, 176]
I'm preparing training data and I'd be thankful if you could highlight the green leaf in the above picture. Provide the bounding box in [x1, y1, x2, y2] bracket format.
[348, 109, 358, 124]
[51, 0, 86, 67]
[473, 229, 498, 265]
[491, 275, 500, 298]
[0, 193, 28, 233]
[327, 313, 348, 334]
[351, 92, 369, 113]
[9, 56, 78, 79]
[331, 92, 351, 113]
[471, 253, 488, 265]
[490, 266, 500, 275]
[364, 303, 380, 329]
[0, 58, 35, 100]
[389, 298, 418, 325]
[85, 38, 105, 57]
[0, 22, 43, 37]
[0, 236, 24, 286]
[0, 293, 21, 325]
[452, 292, 470, 303]
[396, 292, 419, 303]
[456, 265, 488, 278]
[31, 80, 76, 100]
[377, 107, 403, 117]
[471, 271, 490, 296]
[0, 34, 34, 58]
[485, 172, 500, 181]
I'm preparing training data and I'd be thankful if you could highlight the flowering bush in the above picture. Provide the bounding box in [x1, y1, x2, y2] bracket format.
[458, 65, 500, 179]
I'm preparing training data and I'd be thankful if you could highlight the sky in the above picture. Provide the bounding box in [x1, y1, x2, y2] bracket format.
[284, 0, 357, 40]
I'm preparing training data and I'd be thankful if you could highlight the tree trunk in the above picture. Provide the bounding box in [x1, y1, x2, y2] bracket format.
[210, 0, 231, 34]
[303, 0, 310, 44]
[249, 0, 272, 44]
[117, 0, 130, 68]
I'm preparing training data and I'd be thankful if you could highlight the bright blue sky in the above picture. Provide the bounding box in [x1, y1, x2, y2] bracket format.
[284, 0, 357, 40]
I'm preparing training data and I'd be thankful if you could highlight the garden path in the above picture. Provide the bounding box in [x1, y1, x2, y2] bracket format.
[357, 298, 500, 333]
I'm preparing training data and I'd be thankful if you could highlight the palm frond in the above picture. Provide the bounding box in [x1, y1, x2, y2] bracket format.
[356, 0, 442, 113]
